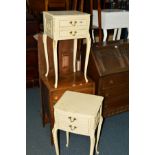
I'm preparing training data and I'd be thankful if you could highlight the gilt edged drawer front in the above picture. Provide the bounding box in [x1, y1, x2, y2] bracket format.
[55, 111, 89, 135]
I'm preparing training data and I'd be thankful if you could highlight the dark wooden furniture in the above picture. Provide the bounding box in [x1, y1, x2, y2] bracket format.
[27, 0, 70, 14]
[38, 34, 95, 143]
[82, 40, 129, 117]
[26, 13, 40, 87]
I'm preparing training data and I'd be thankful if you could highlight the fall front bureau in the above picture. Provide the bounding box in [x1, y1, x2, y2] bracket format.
[43, 11, 91, 88]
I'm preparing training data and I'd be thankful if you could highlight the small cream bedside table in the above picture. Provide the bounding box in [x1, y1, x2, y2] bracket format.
[52, 91, 104, 155]
[43, 11, 91, 88]
[92, 9, 129, 42]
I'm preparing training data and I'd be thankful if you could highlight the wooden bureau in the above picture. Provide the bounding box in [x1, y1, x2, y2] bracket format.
[82, 40, 129, 117]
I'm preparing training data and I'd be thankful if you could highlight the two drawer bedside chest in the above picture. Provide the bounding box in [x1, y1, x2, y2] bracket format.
[52, 91, 104, 155]
[43, 11, 91, 88]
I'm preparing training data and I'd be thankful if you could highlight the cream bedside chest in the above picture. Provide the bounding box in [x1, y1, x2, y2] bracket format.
[43, 11, 91, 88]
[52, 91, 104, 155]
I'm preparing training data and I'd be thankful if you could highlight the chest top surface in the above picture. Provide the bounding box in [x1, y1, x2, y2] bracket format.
[54, 91, 104, 117]
[44, 10, 89, 17]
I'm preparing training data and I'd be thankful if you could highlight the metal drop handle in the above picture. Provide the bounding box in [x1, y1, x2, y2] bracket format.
[69, 125, 77, 130]
[69, 21, 77, 26]
[68, 116, 76, 122]
[69, 31, 77, 36]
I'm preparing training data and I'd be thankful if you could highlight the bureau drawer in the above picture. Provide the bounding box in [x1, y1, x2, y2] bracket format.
[59, 19, 88, 27]
[103, 96, 129, 117]
[59, 29, 87, 38]
[99, 84, 129, 99]
[55, 112, 89, 135]
[99, 72, 129, 90]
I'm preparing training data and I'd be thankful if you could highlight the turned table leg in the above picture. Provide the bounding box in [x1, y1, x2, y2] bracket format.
[117, 28, 122, 40]
[52, 127, 59, 155]
[90, 134, 95, 155]
[95, 116, 103, 154]
[103, 29, 107, 42]
[84, 35, 91, 83]
[113, 28, 118, 41]
[66, 132, 69, 147]
[43, 34, 49, 77]
[73, 39, 77, 72]
[53, 40, 58, 88]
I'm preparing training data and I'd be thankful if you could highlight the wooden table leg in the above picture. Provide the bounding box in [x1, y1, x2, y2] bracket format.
[90, 135, 95, 155]
[103, 29, 107, 42]
[113, 28, 118, 40]
[43, 34, 49, 77]
[66, 132, 69, 147]
[117, 28, 122, 40]
[52, 127, 59, 155]
[53, 40, 58, 88]
[95, 116, 103, 154]
[73, 39, 77, 72]
[84, 35, 91, 83]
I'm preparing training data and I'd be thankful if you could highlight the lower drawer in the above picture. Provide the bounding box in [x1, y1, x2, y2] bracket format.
[98, 84, 129, 117]
[99, 84, 128, 99]
[59, 29, 87, 39]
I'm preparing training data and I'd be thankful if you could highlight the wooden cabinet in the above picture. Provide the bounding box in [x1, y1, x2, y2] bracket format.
[27, 0, 70, 15]
[81, 40, 129, 117]
[26, 13, 40, 87]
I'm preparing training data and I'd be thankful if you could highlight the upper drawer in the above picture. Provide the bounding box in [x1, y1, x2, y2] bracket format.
[59, 19, 88, 27]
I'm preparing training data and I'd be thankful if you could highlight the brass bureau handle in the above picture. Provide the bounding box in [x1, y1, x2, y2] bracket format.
[69, 21, 77, 26]
[69, 31, 77, 36]
[69, 125, 77, 130]
[109, 80, 114, 84]
[68, 116, 76, 122]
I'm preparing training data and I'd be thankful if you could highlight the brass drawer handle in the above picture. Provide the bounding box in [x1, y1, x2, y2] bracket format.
[69, 21, 77, 26]
[105, 93, 109, 97]
[68, 116, 76, 122]
[69, 125, 77, 130]
[69, 31, 77, 36]
[109, 80, 114, 84]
